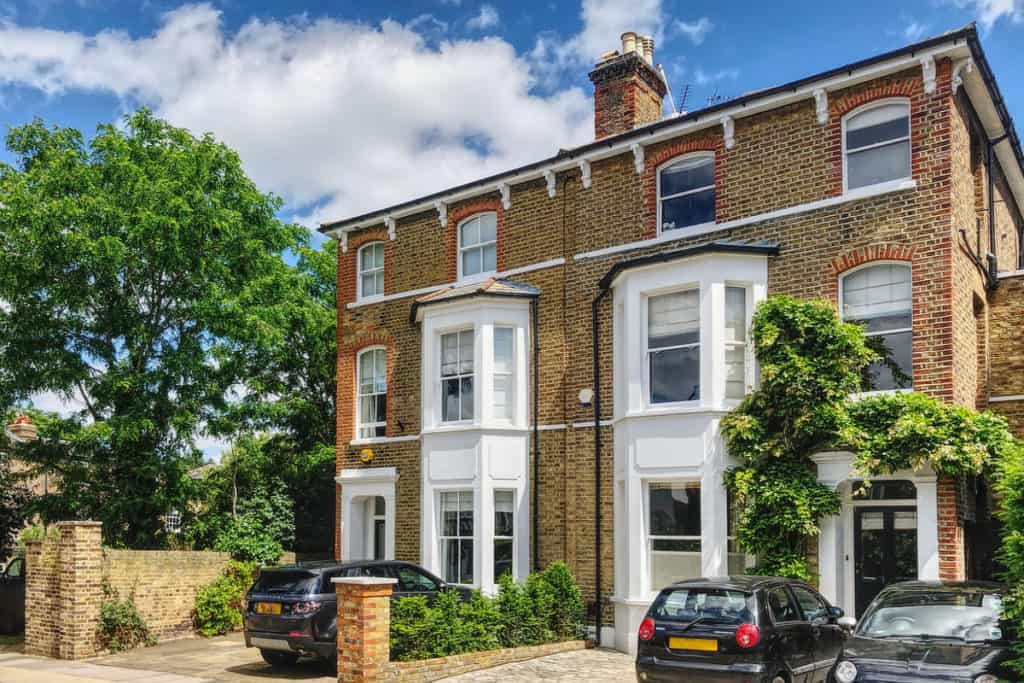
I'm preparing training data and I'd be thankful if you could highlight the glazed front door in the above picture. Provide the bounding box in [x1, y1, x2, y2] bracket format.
[854, 507, 917, 616]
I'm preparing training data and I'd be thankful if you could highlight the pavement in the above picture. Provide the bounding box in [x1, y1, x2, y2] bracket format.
[0, 633, 634, 682]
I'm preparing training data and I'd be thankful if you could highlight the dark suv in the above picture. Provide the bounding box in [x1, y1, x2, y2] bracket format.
[636, 576, 846, 683]
[243, 560, 467, 667]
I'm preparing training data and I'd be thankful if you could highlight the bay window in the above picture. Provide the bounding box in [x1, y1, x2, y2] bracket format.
[440, 490, 474, 585]
[844, 101, 911, 191]
[493, 490, 514, 581]
[357, 347, 386, 438]
[840, 263, 913, 390]
[649, 481, 702, 587]
[647, 289, 700, 403]
[441, 330, 474, 422]
[658, 155, 715, 233]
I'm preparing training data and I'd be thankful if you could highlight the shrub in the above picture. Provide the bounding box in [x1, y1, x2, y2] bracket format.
[193, 561, 258, 637]
[539, 562, 585, 639]
[213, 515, 284, 565]
[96, 598, 155, 652]
[995, 441, 1024, 676]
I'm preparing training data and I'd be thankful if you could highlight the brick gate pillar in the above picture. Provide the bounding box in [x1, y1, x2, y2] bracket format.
[57, 521, 104, 660]
[332, 576, 396, 683]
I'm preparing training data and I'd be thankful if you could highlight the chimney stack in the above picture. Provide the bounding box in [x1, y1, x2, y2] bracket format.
[588, 32, 667, 140]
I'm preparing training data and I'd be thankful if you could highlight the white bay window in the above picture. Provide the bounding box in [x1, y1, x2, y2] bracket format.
[647, 289, 700, 404]
[441, 330, 474, 422]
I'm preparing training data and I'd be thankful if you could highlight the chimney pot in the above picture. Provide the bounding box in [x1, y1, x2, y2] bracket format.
[642, 37, 654, 65]
[590, 32, 667, 139]
[620, 31, 638, 56]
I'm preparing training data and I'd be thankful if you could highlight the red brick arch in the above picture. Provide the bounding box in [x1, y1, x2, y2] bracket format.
[824, 243, 916, 304]
[446, 197, 505, 281]
[643, 136, 724, 238]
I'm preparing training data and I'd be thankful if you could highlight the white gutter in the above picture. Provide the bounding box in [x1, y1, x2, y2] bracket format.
[322, 40, 971, 239]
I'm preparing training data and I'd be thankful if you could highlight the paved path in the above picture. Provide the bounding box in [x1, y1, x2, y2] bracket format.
[0, 653, 207, 683]
[440, 648, 634, 682]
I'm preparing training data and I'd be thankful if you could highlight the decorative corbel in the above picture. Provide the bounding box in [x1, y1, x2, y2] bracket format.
[498, 183, 511, 210]
[579, 159, 592, 189]
[434, 200, 447, 228]
[722, 115, 735, 149]
[544, 170, 557, 198]
[340, 231, 348, 253]
[952, 58, 974, 95]
[385, 216, 396, 241]
[813, 88, 829, 125]
[921, 55, 936, 95]
[631, 143, 644, 174]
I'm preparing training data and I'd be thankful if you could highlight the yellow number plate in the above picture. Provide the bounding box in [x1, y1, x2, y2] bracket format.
[256, 602, 282, 615]
[668, 637, 718, 652]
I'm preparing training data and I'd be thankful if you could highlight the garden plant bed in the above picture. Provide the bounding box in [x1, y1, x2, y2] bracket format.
[383, 640, 588, 682]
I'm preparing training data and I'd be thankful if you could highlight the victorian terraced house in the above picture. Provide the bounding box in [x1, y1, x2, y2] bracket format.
[322, 25, 1024, 653]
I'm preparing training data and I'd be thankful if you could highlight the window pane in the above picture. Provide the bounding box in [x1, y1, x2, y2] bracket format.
[479, 213, 497, 242]
[649, 290, 700, 348]
[374, 496, 386, 516]
[494, 328, 513, 373]
[725, 346, 746, 400]
[863, 330, 913, 390]
[494, 539, 513, 580]
[847, 140, 910, 189]
[442, 494, 458, 536]
[851, 480, 916, 500]
[443, 539, 459, 583]
[482, 244, 496, 273]
[649, 482, 701, 536]
[361, 273, 378, 297]
[842, 264, 911, 329]
[493, 375, 512, 419]
[661, 188, 715, 231]
[463, 248, 482, 276]
[768, 587, 801, 622]
[660, 157, 714, 197]
[460, 376, 474, 420]
[373, 243, 384, 268]
[650, 347, 700, 403]
[725, 287, 746, 343]
[460, 216, 480, 247]
[459, 330, 474, 373]
[651, 539, 702, 587]
[374, 271, 384, 296]
[494, 491, 514, 536]
[441, 333, 459, 376]
[442, 378, 461, 421]
[846, 108, 909, 150]
[360, 244, 375, 270]
[459, 539, 474, 584]
[791, 587, 828, 622]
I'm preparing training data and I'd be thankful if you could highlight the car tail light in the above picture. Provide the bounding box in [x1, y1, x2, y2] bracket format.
[291, 601, 323, 615]
[638, 617, 656, 642]
[735, 623, 760, 648]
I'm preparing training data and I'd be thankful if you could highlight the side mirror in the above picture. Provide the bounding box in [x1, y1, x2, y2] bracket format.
[828, 606, 844, 620]
[838, 616, 857, 630]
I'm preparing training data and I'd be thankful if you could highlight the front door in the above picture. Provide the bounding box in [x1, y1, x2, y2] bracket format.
[854, 507, 917, 615]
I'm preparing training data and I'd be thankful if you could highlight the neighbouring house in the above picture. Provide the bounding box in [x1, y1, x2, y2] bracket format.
[321, 25, 1024, 653]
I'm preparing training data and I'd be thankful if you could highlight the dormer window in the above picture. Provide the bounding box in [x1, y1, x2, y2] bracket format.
[458, 213, 497, 280]
[358, 242, 384, 299]
[844, 100, 911, 191]
[658, 154, 715, 234]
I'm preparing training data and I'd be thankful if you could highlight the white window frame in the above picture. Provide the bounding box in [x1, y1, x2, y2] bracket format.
[645, 479, 703, 588]
[656, 152, 716, 237]
[493, 489, 515, 582]
[439, 489, 475, 586]
[838, 260, 913, 394]
[357, 241, 385, 300]
[841, 98, 912, 194]
[644, 285, 701, 407]
[439, 328, 475, 423]
[457, 212, 498, 282]
[356, 346, 387, 438]
[724, 284, 750, 402]
[370, 496, 386, 560]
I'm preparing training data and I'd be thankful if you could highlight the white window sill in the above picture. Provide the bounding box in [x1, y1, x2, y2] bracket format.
[849, 388, 913, 401]
[355, 294, 386, 304]
[656, 220, 717, 240]
[617, 404, 732, 422]
[422, 423, 530, 436]
[456, 271, 497, 286]
[349, 435, 420, 446]
[842, 178, 916, 200]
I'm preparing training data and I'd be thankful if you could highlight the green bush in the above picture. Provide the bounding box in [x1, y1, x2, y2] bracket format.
[96, 598, 155, 652]
[213, 514, 284, 565]
[389, 563, 584, 662]
[193, 561, 258, 637]
[995, 441, 1024, 676]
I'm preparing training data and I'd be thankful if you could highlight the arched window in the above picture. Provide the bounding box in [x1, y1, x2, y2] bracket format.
[458, 212, 497, 280]
[357, 242, 385, 299]
[843, 100, 911, 191]
[356, 347, 387, 438]
[840, 263, 913, 390]
[658, 154, 715, 234]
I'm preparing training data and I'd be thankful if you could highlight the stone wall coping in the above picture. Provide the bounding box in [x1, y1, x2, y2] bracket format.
[56, 521, 102, 527]
[332, 576, 398, 585]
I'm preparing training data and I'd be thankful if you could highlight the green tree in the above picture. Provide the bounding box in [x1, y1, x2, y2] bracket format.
[0, 110, 305, 548]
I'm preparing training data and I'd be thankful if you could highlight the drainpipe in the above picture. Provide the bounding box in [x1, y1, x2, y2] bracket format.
[591, 285, 611, 646]
[531, 296, 540, 572]
[987, 133, 1009, 285]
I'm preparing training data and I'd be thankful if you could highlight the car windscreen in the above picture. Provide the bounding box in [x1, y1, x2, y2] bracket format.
[250, 570, 320, 595]
[857, 589, 1005, 643]
[650, 587, 756, 625]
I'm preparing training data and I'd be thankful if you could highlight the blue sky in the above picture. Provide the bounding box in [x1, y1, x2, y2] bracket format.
[1, 0, 1021, 456]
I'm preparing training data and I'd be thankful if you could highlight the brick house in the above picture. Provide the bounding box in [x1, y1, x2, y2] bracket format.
[321, 25, 1024, 652]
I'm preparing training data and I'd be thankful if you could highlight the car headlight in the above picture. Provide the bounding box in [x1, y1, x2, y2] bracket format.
[974, 675, 998, 683]
[834, 660, 858, 683]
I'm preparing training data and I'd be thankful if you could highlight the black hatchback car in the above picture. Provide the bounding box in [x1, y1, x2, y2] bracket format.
[243, 560, 468, 667]
[830, 581, 1015, 683]
[636, 576, 846, 683]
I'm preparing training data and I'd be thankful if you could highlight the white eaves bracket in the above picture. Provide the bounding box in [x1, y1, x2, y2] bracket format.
[722, 115, 735, 149]
[544, 170, 557, 198]
[921, 56, 936, 95]
[385, 216, 396, 241]
[579, 159, 592, 189]
[498, 183, 511, 210]
[813, 88, 829, 125]
[631, 143, 644, 174]
[434, 201, 447, 227]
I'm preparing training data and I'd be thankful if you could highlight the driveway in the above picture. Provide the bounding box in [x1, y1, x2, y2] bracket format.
[441, 648, 633, 681]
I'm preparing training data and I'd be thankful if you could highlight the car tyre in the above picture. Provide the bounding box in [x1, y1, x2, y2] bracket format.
[260, 649, 299, 667]
[771, 676, 787, 683]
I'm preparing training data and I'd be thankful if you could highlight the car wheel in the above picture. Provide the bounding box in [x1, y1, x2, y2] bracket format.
[771, 676, 787, 683]
[260, 649, 299, 667]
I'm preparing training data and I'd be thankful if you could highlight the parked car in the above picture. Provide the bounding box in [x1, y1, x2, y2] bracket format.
[243, 559, 470, 667]
[0, 555, 26, 635]
[829, 580, 1014, 683]
[636, 575, 846, 683]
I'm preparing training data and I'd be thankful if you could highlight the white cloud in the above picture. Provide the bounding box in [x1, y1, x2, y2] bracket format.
[467, 4, 499, 31]
[694, 67, 739, 85]
[672, 17, 713, 45]
[948, 0, 1023, 29]
[901, 19, 929, 41]
[0, 3, 593, 225]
